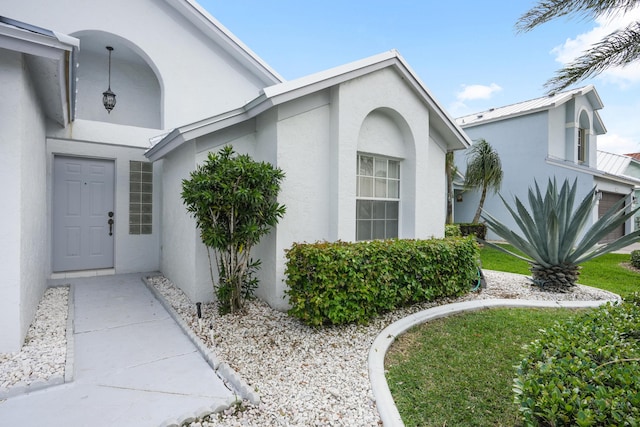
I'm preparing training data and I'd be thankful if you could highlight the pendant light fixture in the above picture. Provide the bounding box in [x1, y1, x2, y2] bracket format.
[102, 46, 116, 113]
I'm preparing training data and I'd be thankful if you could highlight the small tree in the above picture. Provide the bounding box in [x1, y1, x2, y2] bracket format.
[445, 151, 458, 224]
[464, 139, 503, 223]
[181, 146, 286, 314]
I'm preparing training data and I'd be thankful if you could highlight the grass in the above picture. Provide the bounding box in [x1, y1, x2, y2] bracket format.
[480, 243, 640, 296]
[385, 308, 581, 427]
[385, 245, 639, 426]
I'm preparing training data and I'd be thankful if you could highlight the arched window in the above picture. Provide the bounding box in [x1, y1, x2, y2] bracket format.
[356, 109, 410, 241]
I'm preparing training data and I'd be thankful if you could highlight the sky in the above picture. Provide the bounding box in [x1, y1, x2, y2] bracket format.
[199, 1, 640, 155]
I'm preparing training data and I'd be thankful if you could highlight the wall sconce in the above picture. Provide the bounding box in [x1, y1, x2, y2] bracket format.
[596, 191, 603, 201]
[456, 194, 463, 202]
[102, 46, 116, 113]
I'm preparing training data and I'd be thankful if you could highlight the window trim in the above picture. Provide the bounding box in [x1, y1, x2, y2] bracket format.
[356, 153, 400, 241]
[577, 127, 587, 163]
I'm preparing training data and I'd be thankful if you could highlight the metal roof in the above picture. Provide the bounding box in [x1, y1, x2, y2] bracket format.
[598, 150, 631, 176]
[456, 85, 604, 130]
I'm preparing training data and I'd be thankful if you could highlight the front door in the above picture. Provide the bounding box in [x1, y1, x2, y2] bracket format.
[53, 156, 115, 272]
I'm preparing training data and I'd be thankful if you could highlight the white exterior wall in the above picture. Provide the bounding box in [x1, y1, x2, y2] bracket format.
[547, 106, 566, 159]
[3, 0, 269, 129]
[267, 68, 443, 309]
[0, 49, 49, 351]
[160, 141, 200, 301]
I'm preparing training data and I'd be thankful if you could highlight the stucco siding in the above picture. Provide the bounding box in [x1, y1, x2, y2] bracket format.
[160, 141, 200, 301]
[0, 49, 48, 352]
[455, 111, 596, 239]
[270, 99, 332, 309]
[20, 53, 49, 354]
[4, 0, 269, 129]
[335, 67, 438, 241]
[547, 106, 566, 159]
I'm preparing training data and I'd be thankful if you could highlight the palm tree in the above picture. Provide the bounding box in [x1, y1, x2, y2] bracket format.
[464, 139, 503, 223]
[517, 0, 640, 92]
[445, 151, 457, 224]
[483, 178, 640, 290]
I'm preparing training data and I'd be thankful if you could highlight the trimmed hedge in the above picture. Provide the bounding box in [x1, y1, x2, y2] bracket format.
[458, 223, 486, 240]
[631, 249, 640, 269]
[514, 295, 640, 426]
[445, 224, 462, 237]
[285, 237, 479, 326]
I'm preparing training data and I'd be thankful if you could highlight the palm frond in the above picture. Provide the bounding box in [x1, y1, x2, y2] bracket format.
[545, 22, 640, 92]
[516, 0, 638, 33]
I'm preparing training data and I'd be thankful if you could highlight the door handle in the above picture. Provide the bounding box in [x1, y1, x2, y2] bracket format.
[108, 211, 114, 236]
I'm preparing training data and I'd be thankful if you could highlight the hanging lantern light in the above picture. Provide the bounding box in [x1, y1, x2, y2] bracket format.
[102, 46, 116, 113]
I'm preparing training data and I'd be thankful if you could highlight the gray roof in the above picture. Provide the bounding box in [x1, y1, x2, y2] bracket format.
[456, 85, 605, 134]
[598, 150, 631, 176]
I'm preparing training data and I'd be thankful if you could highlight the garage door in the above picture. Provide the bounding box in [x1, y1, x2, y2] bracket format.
[598, 192, 625, 243]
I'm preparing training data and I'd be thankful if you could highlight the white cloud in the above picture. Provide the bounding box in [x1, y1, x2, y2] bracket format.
[551, 8, 640, 86]
[456, 83, 502, 102]
[598, 133, 640, 155]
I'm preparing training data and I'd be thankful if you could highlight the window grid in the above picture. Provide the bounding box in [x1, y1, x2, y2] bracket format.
[356, 154, 400, 241]
[578, 128, 587, 163]
[129, 161, 153, 235]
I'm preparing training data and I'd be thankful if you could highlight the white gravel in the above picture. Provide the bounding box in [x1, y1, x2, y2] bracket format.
[0, 286, 69, 389]
[148, 271, 619, 427]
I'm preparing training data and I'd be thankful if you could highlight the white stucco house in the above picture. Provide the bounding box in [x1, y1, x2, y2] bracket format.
[453, 86, 638, 242]
[0, 0, 470, 352]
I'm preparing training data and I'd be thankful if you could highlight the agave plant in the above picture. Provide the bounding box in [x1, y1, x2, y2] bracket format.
[482, 178, 640, 291]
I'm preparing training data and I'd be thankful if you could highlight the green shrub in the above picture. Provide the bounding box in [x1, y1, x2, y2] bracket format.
[285, 237, 479, 326]
[514, 300, 640, 426]
[458, 223, 486, 240]
[445, 224, 462, 237]
[631, 250, 640, 269]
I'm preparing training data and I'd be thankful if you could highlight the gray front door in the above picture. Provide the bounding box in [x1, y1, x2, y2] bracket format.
[53, 156, 115, 272]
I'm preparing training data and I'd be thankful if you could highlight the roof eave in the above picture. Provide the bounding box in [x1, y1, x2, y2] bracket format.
[145, 95, 274, 161]
[0, 19, 78, 126]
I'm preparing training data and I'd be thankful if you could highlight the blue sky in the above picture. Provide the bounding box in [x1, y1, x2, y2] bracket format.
[200, 1, 640, 155]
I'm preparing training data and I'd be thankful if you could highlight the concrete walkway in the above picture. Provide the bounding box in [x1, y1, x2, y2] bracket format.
[614, 241, 640, 254]
[0, 273, 235, 427]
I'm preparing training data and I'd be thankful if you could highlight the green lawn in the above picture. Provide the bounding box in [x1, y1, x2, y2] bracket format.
[386, 308, 580, 427]
[385, 244, 639, 426]
[480, 243, 640, 296]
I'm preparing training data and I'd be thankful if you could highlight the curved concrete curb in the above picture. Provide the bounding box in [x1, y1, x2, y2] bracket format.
[142, 276, 260, 407]
[0, 284, 73, 400]
[368, 298, 617, 427]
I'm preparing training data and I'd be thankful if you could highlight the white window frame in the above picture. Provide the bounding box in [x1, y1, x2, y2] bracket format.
[577, 127, 587, 163]
[356, 154, 400, 241]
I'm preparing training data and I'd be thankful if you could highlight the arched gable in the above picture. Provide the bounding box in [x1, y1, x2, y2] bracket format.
[72, 30, 163, 129]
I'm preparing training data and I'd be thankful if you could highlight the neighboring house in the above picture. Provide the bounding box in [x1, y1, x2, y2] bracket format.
[453, 86, 638, 243]
[0, 1, 470, 352]
[598, 150, 640, 232]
